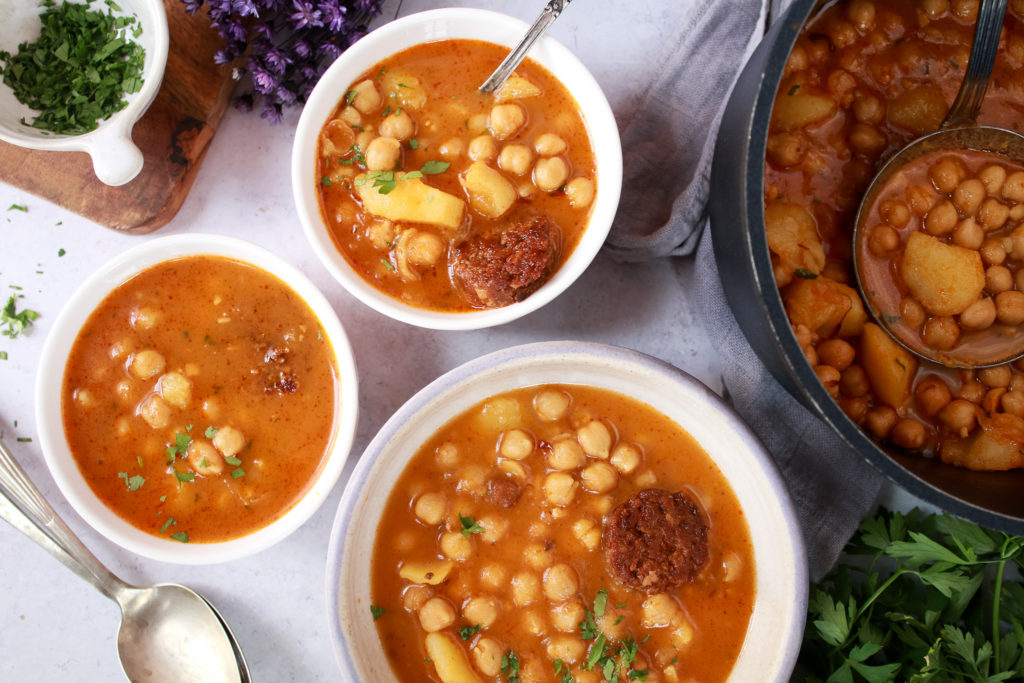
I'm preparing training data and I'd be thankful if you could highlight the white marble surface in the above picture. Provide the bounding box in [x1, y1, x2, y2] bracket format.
[0, 1, 740, 681]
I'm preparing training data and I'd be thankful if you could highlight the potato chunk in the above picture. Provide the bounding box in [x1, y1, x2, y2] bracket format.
[783, 276, 864, 338]
[460, 161, 517, 218]
[355, 172, 464, 230]
[399, 559, 454, 585]
[901, 232, 985, 316]
[424, 632, 483, 683]
[770, 90, 837, 131]
[861, 322, 917, 410]
[495, 74, 541, 102]
[382, 72, 427, 110]
[940, 413, 1024, 471]
[886, 85, 947, 136]
[187, 440, 225, 476]
[765, 201, 826, 278]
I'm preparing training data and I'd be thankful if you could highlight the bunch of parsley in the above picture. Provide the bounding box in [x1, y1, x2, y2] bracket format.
[798, 508, 1024, 682]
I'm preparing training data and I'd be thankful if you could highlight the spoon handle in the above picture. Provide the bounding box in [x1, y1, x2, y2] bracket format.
[943, 0, 1008, 128]
[0, 437, 127, 601]
[479, 0, 573, 93]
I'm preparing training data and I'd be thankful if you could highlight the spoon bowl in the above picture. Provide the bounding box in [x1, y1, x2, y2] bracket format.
[0, 436, 250, 682]
[852, 0, 1022, 368]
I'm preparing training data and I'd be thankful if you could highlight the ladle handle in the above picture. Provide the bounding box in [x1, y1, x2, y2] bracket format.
[478, 0, 573, 93]
[0, 437, 128, 601]
[943, 0, 1009, 128]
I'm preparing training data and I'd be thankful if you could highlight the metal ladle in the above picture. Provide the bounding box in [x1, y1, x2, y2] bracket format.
[479, 0, 573, 93]
[852, 0, 1024, 368]
[0, 436, 250, 683]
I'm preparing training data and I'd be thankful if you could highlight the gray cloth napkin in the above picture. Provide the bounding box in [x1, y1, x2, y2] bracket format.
[605, 0, 884, 581]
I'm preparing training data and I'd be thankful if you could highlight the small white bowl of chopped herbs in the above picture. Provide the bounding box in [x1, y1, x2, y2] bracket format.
[0, 0, 168, 186]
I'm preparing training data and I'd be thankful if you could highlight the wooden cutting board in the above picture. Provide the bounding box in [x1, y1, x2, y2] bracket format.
[0, 0, 236, 234]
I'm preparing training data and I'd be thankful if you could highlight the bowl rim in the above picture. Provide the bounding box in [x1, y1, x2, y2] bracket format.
[34, 233, 360, 564]
[712, 0, 1024, 532]
[291, 7, 623, 331]
[0, 0, 170, 184]
[324, 340, 807, 682]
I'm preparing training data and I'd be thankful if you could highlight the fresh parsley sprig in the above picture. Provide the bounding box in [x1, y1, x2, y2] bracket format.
[799, 508, 1024, 682]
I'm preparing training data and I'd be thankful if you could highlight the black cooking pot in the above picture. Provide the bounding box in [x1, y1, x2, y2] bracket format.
[709, 0, 1024, 532]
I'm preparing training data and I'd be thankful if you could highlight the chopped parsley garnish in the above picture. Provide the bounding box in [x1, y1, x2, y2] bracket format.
[554, 659, 577, 682]
[793, 268, 818, 279]
[355, 160, 451, 195]
[159, 517, 177, 533]
[16, 437, 31, 443]
[225, 455, 242, 466]
[370, 605, 386, 620]
[204, 426, 218, 439]
[501, 650, 521, 683]
[0, 351, 7, 360]
[57, 248, 66, 257]
[165, 432, 191, 461]
[0, 0, 146, 134]
[170, 532, 190, 543]
[1, 295, 40, 338]
[345, 89, 357, 105]
[230, 467, 245, 479]
[381, 258, 395, 271]
[458, 513, 484, 537]
[408, 138, 419, 149]
[7, 204, 27, 212]
[321, 175, 332, 187]
[458, 624, 482, 641]
[117, 472, 145, 490]
[174, 470, 195, 483]
[787, 84, 800, 96]
[420, 160, 450, 175]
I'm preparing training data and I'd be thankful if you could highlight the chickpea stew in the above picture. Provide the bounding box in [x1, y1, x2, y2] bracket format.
[61, 256, 339, 543]
[315, 39, 597, 312]
[857, 149, 1024, 366]
[370, 385, 755, 682]
[764, 0, 1024, 470]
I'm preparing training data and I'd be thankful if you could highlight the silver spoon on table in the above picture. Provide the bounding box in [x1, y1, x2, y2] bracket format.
[853, 0, 1024, 368]
[479, 0, 574, 93]
[0, 435, 250, 683]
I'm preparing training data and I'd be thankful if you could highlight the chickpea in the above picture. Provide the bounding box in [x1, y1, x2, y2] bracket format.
[815, 365, 841, 398]
[921, 0, 947, 19]
[211, 425, 245, 457]
[480, 564, 507, 590]
[891, 418, 927, 449]
[954, 178, 987, 216]
[535, 133, 567, 156]
[488, 103, 526, 139]
[468, 135, 497, 161]
[827, 20, 857, 49]
[986, 265, 1014, 294]
[914, 376, 952, 416]
[900, 297, 927, 329]
[379, 109, 414, 140]
[951, 0, 979, 20]
[436, 441, 459, 467]
[405, 230, 444, 267]
[440, 531, 472, 561]
[1010, 225, 1024, 260]
[535, 157, 569, 192]
[880, 199, 910, 227]
[551, 599, 586, 632]
[158, 372, 191, 409]
[463, 596, 499, 627]
[980, 164, 1007, 195]
[565, 177, 596, 209]
[131, 306, 160, 330]
[500, 428, 534, 460]
[924, 199, 958, 236]
[959, 380, 987, 404]
[498, 144, 533, 175]
[786, 44, 809, 73]
[535, 389, 570, 419]
[418, 597, 456, 633]
[960, 296, 997, 330]
[849, 123, 887, 157]
[817, 339, 856, 371]
[846, 0, 876, 29]
[610, 443, 642, 474]
[473, 638, 504, 677]
[202, 397, 221, 421]
[364, 136, 401, 171]
[938, 398, 976, 436]
[131, 349, 166, 380]
[865, 405, 899, 438]
[839, 395, 870, 422]
[355, 127, 376, 152]
[641, 594, 681, 628]
[766, 132, 805, 167]
[978, 197, 1010, 231]
[577, 420, 613, 458]
[984, 387, 1008, 414]
[338, 105, 361, 126]
[1002, 171, 1024, 202]
[840, 365, 870, 397]
[544, 472, 578, 506]
[581, 462, 619, 493]
[868, 224, 900, 254]
[187, 439, 224, 476]
[139, 394, 171, 429]
[478, 515, 510, 544]
[543, 564, 580, 602]
[997, 290, 1024, 325]
[952, 217, 985, 250]
[922, 316, 960, 350]
[349, 79, 380, 115]
[1002, 390, 1024, 417]
[979, 365, 1012, 388]
[437, 137, 465, 161]
[413, 492, 446, 525]
[512, 571, 541, 605]
[851, 90, 884, 126]
[929, 156, 966, 194]
[549, 439, 586, 470]
[906, 185, 935, 215]
[980, 237, 1007, 266]
[367, 219, 395, 250]
[401, 585, 433, 612]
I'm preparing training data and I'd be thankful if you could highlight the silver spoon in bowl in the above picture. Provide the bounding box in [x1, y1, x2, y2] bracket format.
[0, 436, 250, 683]
[852, 0, 1024, 368]
[479, 0, 574, 93]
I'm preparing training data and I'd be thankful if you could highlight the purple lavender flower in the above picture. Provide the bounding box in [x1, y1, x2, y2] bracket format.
[230, 0, 260, 16]
[261, 102, 284, 124]
[250, 62, 279, 94]
[289, 0, 323, 30]
[318, 0, 347, 33]
[182, 0, 204, 15]
[261, 47, 291, 75]
[318, 42, 342, 61]
[292, 39, 312, 59]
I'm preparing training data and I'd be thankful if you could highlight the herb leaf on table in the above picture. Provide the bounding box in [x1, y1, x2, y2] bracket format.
[799, 508, 1024, 682]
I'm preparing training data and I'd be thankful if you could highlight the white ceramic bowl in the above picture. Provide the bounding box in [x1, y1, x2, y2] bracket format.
[292, 8, 622, 330]
[35, 234, 359, 564]
[0, 0, 169, 186]
[326, 341, 806, 681]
